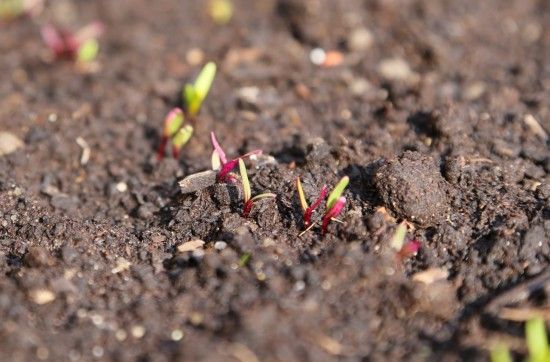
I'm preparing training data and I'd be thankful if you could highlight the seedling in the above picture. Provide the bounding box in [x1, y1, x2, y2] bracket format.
[390, 221, 421, 261]
[211, 132, 261, 183]
[183, 62, 217, 117]
[239, 159, 275, 217]
[239, 252, 251, 267]
[208, 0, 233, 25]
[321, 176, 349, 235]
[41, 21, 104, 62]
[296, 177, 327, 228]
[0, 0, 42, 21]
[157, 108, 194, 159]
[491, 317, 549, 362]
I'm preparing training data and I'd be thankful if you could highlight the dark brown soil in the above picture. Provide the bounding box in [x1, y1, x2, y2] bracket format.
[1, 0, 549, 361]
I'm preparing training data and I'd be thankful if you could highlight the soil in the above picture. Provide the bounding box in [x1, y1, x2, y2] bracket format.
[0, 0, 549, 361]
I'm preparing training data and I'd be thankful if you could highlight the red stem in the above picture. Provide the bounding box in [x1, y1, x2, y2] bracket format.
[242, 200, 253, 217]
[321, 214, 331, 235]
[156, 137, 168, 160]
[172, 145, 180, 159]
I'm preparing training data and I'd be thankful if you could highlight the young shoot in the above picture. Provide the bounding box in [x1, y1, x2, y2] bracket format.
[211, 132, 261, 183]
[183, 62, 217, 117]
[41, 21, 104, 63]
[321, 176, 349, 235]
[208, 0, 233, 25]
[157, 108, 194, 160]
[390, 221, 421, 261]
[295, 177, 327, 228]
[491, 317, 549, 362]
[0, 0, 42, 21]
[239, 159, 275, 217]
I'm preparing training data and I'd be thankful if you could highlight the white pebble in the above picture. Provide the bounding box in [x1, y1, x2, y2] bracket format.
[115, 182, 128, 193]
[310, 48, 326, 65]
[214, 241, 227, 250]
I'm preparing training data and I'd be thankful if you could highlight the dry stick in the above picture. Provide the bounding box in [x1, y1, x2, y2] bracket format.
[485, 270, 550, 314]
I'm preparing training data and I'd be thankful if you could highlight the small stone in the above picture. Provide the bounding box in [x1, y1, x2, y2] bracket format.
[412, 268, 449, 284]
[24, 246, 52, 267]
[111, 257, 132, 274]
[131, 325, 146, 339]
[236, 86, 261, 110]
[186, 48, 204, 66]
[378, 58, 418, 82]
[177, 239, 205, 253]
[171, 329, 183, 341]
[214, 241, 227, 250]
[310, 48, 326, 65]
[523, 114, 548, 142]
[348, 28, 374, 51]
[29, 289, 56, 305]
[463, 81, 486, 101]
[0, 132, 24, 156]
[115, 329, 127, 341]
[349, 78, 371, 95]
[115, 182, 128, 193]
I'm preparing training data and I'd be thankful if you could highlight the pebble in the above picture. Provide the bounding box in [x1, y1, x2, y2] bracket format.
[24, 246, 52, 267]
[115, 182, 128, 193]
[214, 241, 227, 250]
[111, 257, 132, 274]
[177, 239, 205, 253]
[131, 325, 146, 339]
[0, 132, 24, 156]
[171, 329, 184, 341]
[348, 28, 374, 51]
[463, 81, 486, 100]
[309, 48, 326, 65]
[186, 48, 204, 66]
[29, 289, 56, 305]
[377, 58, 418, 82]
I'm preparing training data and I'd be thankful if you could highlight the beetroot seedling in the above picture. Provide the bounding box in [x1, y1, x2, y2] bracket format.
[157, 108, 195, 160]
[296, 177, 327, 228]
[321, 176, 349, 235]
[0, 0, 43, 21]
[183, 62, 217, 117]
[239, 159, 275, 217]
[211, 132, 261, 183]
[390, 221, 421, 261]
[41, 21, 104, 62]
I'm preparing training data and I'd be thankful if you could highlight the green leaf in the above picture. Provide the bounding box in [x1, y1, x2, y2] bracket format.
[490, 344, 512, 362]
[0, 0, 25, 19]
[250, 193, 276, 203]
[194, 62, 217, 100]
[77, 39, 99, 63]
[239, 158, 251, 203]
[184, 62, 216, 116]
[390, 221, 407, 250]
[183, 84, 197, 114]
[171, 125, 193, 149]
[326, 176, 349, 211]
[526, 318, 549, 362]
[163, 108, 184, 137]
[239, 252, 251, 267]
[208, 0, 233, 25]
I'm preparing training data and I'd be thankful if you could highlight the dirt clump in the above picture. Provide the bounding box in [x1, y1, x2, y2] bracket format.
[375, 151, 449, 227]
